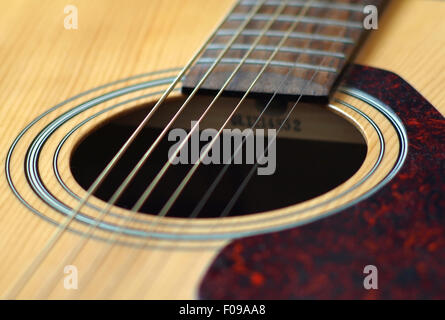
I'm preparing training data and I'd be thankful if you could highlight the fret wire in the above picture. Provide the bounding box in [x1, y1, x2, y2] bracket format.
[217, 29, 355, 44]
[228, 13, 363, 29]
[196, 57, 338, 73]
[206, 43, 346, 58]
[239, 0, 365, 12]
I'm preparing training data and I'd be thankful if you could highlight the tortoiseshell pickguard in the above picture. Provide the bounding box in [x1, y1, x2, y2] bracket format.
[199, 65, 445, 299]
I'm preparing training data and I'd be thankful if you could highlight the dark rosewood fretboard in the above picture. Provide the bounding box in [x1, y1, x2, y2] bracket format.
[182, 0, 385, 101]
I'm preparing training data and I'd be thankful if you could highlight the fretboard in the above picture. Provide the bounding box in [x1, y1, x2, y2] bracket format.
[182, 0, 385, 101]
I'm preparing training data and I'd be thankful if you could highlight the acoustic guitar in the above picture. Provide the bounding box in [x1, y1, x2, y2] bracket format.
[0, 0, 444, 300]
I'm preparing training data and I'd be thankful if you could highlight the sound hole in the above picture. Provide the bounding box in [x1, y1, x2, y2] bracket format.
[70, 94, 366, 218]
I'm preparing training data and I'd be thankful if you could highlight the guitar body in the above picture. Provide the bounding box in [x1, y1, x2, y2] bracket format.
[0, 0, 444, 299]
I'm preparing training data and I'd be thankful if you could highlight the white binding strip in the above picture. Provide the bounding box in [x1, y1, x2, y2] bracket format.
[206, 43, 345, 58]
[229, 13, 363, 29]
[197, 57, 337, 73]
[217, 29, 354, 44]
[239, 0, 365, 12]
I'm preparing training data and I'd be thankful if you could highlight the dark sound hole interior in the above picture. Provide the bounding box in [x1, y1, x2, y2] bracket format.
[70, 94, 367, 218]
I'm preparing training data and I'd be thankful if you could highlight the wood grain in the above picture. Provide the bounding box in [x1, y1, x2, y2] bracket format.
[0, 0, 443, 299]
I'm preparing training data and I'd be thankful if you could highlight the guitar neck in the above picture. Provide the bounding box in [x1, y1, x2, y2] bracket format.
[182, 0, 385, 101]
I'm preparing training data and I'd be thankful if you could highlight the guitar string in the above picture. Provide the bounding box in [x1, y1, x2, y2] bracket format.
[82, 0, 321, 298]
[5, 0, 260, 299]
[36, 0, 289, 299]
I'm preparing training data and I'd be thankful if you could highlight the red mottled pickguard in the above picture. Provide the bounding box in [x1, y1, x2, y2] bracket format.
[199, 65, 445, 299]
